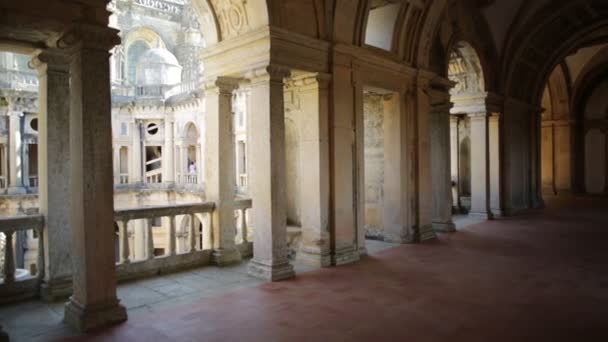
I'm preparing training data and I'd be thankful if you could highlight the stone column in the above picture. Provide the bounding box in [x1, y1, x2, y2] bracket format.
[7, 110, 25, 194]
[196, 143, 202, 184]
[415, 77, 437, 241]
[163, 119, 175, 184]
[204, 77, 241, 265]
[31, 49, 73, 301]
[130, 121, 142, 184]
[0, 325, 7, 342]
[468, 113, 492, 219]
[450, 116, 460, 209]
[531, 111, 544, 208]
[112, 146, 120, 184]
[62, 24, 127, 332]
[430, 89, 455, 232]
[247, 65, 295, 281]
[294, 73, 331, 267]
[489, 113, 503, 216]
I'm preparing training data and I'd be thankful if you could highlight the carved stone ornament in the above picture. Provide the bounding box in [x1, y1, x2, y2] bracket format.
[210, 0, 249, 40]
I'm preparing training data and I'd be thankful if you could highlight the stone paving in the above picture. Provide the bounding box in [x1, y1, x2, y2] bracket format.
[0, 239, 398, 341]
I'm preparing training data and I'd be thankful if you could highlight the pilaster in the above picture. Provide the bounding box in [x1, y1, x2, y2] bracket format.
[414, 75, 437, 241]
[246, 65, 295, 281]
[60, 23, 127, 332]
[204, 76, 241, 266]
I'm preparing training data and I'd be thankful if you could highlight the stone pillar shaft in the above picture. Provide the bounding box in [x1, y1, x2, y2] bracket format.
[489, 114, 503, 216]
[415, 80, 437, 241]
[468, 113, 492, 219]
[7, 111, 24, 193]
[163, 120, 175, 183]
[204, 77, 241, 265]
[32, 49, 73, 300]
[63, 25, 127, 332]
[430, 93, 455, 233]
[247, 66, 295, 281]
[130, 121, 142, 184]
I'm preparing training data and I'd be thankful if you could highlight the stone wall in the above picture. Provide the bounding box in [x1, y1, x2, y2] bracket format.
[364, 93, 385, 238]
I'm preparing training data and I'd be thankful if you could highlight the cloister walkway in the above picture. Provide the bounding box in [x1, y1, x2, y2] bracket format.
[4, 196, 608, 341]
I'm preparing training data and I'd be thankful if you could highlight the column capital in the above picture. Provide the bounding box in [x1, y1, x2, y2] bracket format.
[467, 111, 490, 119]
[245, 65, 291, 85]
[204, 76, 241, 94]
[56, 23, 120, 52]
[30, 48, 71, 75]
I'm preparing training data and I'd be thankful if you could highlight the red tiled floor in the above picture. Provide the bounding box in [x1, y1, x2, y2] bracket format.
[72, 196, 608, 342]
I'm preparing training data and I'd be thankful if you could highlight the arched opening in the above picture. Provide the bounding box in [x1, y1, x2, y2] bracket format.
[179, 122, 200, 185]
[448, 41, 492, 220]
[582, 78, 608, 194]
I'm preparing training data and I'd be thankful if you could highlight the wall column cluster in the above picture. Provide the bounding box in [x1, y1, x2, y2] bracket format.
[247, 65, 295, 281]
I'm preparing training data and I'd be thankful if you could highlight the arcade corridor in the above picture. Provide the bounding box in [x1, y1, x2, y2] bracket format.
[75, 196, 608, 341]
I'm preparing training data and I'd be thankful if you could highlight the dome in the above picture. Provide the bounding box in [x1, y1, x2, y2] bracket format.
[135, 48, 182, 86]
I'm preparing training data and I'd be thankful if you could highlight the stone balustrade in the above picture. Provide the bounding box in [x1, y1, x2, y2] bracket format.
[0, 199, 253, 303]
[234, 198, 252, 257]
[0, 215, 44, 304]
[114, 202, 214, 281]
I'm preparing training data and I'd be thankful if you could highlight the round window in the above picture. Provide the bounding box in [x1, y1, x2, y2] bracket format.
[147, 122, 159, 135]
[30, 118, 38, 132]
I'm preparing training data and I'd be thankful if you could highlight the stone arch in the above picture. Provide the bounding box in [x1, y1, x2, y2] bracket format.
[267, 0, 324, 39]
[123, 27, 167, 85]
[448, 41, 486, 97]
[502, 1, 608, 105]
[183, 121, 200, 141]
[123, 27, 167, 50]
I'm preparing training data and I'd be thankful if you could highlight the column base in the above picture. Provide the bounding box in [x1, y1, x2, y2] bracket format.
[419, 224, 437, 242]
[64, 297, 127, 332]
[211, 247, 242, 266]
[40, 276, 73, 302]
[296, 247, 331, 268]
[0, 324, 9, 342]
[7, 187, 26, 195]
[432, 221, 456, 233]
[490, 208, 504, 218]
[331, 245, 360, 266]
[358, 245, 368, 257]
[468, 211, 492, 220]
[532, 197, 545, 209]
[248, 259, 295, 281]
